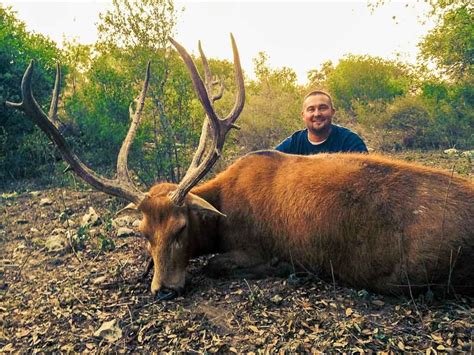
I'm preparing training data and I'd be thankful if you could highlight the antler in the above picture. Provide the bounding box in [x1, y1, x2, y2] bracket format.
[168, 34, 245, 205]
[6, 60, 151, 205]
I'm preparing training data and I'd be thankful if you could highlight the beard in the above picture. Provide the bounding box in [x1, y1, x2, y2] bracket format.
[307, 117, 332, 134]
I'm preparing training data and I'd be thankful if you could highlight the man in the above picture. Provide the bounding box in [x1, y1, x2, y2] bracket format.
[276, 91, 368, 155]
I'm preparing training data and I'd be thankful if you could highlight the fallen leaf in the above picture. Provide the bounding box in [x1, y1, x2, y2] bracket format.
[94, 319, 122, 343]
[82, 207, 100, 226]
[15, 328, 30, 338]
[345, 307, 353, 316]
[116, 227, 134, 237]
[1, 344, 14, 352]
[45, 234, 68, 252]
[92, 275, 107, 285]
[39, 198, 53, 206]
[248, 325, 260, 333]
[270, 295, 283, 303]
[398, 341, 405, 350]
[60, 344, 75, 352]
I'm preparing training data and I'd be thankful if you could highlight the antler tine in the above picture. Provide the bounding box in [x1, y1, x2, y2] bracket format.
[6, 60, 147, 205]
[172, 38, 217, 176]
[48, 62, 61, 127]
[117, 61, 151, 182]
[212, 76, 224, 102]
[190, 41, 224, 171]
[169, 37, 219, 125]
[223, 33, 245, 125]
[167, 35, 245, 206]
[198, 42, 225, 103]
[198, 40, 213, 95]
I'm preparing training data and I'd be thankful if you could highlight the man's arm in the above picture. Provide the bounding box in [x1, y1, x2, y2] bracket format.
[275, 136, 292, 153]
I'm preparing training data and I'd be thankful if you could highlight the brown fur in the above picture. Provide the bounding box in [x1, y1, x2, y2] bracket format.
[140, 151, 474, 296]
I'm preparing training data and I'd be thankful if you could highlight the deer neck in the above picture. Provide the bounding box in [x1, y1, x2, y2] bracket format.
[190, 178, 222, 210]
[187, 178, 223, 257]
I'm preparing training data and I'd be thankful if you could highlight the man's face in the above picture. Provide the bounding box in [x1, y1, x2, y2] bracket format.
[301, 94, 335, 134]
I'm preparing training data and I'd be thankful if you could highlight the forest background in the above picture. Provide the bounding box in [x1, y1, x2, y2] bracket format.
[0, 0, 472, 189]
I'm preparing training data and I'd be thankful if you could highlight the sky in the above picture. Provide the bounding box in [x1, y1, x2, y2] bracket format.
[4, 0, 435, 84]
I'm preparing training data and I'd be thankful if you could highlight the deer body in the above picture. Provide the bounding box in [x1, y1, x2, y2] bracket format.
[177, 151, 473, 295]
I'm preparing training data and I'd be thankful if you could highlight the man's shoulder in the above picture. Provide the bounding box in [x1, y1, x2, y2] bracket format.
[330, 124, 368, 152]
[288, 129, 308, 139]
[332, 124, 359, 137]
[282, 129, 308, 144]
[275, 129, 308, 153]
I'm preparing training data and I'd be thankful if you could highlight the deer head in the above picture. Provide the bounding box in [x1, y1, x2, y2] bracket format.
[6, 35, 245, 298]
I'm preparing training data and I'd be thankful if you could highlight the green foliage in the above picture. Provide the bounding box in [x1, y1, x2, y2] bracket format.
[71, 225, 90, 251]
[326, 55, 412, 114]
[96, 234, 116, 252]
[236, 52, 303, 151]
[383, 96, 434, 149]
[416, 2, 473, 149]
[137, 51, 197, 184]
[3, 0, 473, 189]
[97, 0, 177, 50]
[61, 0, 200, 186]
[0, 5, 62, 185]
[307, 60, 334, 89]
[64, 49, 138, 170]
[61, 39, 93, 97]
[419, 4, 473, 79]
[421, 79, 473, 148]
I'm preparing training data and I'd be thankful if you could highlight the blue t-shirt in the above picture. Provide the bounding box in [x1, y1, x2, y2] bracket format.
[275, 125, 368, 155]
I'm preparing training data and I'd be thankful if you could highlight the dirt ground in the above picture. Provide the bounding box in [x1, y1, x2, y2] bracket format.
[1, 151, 473, 352]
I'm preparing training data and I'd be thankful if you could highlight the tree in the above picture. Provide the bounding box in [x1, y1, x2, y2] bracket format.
[325, 55, 412, 115]
[62, 0, 206, 186]
[417, 2, 473, 148]
[307, 60, 334, 90]
[0, 5, 62, 184]
[419, 4, 473, 80]
[235, 52, 303, 151]
[97, 0, 177, 50]
[368, 0, 473, 149]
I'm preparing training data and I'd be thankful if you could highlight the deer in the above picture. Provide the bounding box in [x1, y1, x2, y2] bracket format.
[7, 36, 474, 300]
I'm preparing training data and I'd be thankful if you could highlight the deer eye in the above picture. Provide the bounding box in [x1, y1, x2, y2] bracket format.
[173, 239, 183, 250]
[171, 224, 187, 249]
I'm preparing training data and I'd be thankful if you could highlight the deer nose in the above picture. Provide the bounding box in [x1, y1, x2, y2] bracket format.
[155, 287, 178, 300]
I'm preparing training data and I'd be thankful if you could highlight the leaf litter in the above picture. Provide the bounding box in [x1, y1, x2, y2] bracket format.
[0, 188, 472, 352]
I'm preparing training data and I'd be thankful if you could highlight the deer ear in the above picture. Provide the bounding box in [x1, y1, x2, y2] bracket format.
[187, 193, 226, 218]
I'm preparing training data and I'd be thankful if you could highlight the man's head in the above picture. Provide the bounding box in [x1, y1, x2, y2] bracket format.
[301, 90, 335, 137]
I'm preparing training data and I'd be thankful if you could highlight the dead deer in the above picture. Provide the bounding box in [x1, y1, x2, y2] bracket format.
[7, 36, 474, 300]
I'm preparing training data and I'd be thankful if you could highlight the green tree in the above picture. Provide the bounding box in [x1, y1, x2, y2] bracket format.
[307, 60, 334, 90]
[417, 2, 473, 148]
[97, 0, 177, 50]
[419, 4, 473, 79]
[62, 0, 203, 186]
[236, 52, 303, 151]
[0, 5, 62, 185]
[421, 79, 473, 148]
[368, 0, 473, 149]
[326, 55, 412, 115]
[61, 39, 93, 97]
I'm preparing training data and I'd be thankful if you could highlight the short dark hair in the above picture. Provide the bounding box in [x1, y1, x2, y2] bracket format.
[303, 90, 334, 109]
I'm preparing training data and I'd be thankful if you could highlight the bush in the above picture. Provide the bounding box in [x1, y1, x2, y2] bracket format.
[353, 96, 435, 151]
[384, 96, 433, 149]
